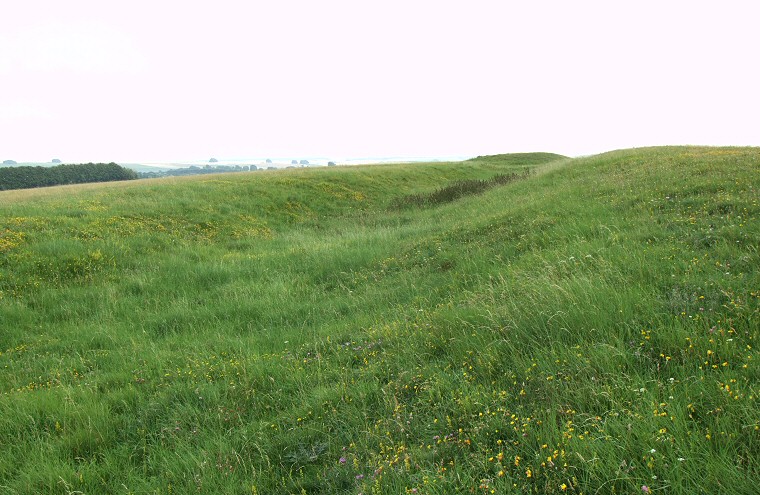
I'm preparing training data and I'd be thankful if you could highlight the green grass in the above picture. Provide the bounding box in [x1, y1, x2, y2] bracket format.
[1, 148, 758, 494]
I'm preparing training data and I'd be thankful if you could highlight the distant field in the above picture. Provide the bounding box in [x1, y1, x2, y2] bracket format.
[0, 148, 757, 494]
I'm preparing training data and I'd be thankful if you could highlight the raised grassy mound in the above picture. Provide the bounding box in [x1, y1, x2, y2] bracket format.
[0, 148, 757, 493]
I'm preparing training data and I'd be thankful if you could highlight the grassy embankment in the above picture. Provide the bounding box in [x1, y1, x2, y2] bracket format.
[0, 148, 758, 494]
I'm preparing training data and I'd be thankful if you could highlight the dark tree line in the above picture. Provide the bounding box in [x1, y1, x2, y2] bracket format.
[0, 163, 138, 191]
[138, 164, 256, 179]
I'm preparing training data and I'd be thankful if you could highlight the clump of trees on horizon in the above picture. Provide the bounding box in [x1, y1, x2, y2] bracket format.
[138, 164, 256, 179]
[0, 163, 138, 191]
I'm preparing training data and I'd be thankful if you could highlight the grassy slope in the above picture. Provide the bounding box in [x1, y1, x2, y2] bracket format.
[0, 148, 757, 494]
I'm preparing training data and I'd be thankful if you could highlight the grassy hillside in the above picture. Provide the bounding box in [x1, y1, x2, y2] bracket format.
[0, 148, 757, 494]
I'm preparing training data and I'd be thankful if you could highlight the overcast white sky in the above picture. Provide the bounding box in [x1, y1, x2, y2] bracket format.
[1, 0, 758, 163]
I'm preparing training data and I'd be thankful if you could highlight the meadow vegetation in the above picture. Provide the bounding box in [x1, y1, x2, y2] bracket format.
[0, 147, 757, 494]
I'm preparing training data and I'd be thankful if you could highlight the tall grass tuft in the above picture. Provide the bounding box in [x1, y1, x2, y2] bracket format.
[391, 169, 533, 209]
